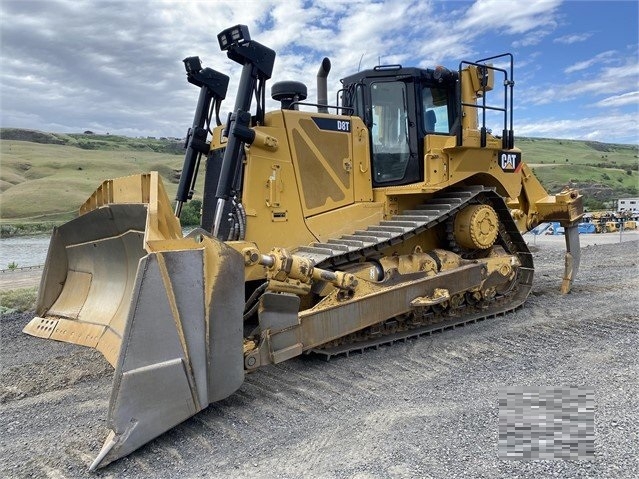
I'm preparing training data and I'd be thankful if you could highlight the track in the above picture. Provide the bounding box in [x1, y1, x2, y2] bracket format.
[293, 186, 531, 271]
[289, 186, 534, 358]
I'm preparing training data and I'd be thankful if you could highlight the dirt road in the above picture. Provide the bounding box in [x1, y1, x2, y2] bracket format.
[0, 267, 42, 291]
[1, 239, 638, 478]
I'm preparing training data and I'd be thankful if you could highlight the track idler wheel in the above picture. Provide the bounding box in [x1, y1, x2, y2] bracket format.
[453, 204, 499, 250]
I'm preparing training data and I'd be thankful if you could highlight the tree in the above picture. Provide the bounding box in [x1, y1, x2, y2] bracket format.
[179, 199, 202, 226]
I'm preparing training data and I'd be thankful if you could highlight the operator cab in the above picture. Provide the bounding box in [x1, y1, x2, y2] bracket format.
[341, 66, 458, 187]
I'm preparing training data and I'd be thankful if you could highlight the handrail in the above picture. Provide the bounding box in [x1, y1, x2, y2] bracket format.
[458, 53, 514, 149]
[287, 101, 354, 114]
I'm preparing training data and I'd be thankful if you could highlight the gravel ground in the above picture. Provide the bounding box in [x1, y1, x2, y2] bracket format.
[1, 237, 638, 479]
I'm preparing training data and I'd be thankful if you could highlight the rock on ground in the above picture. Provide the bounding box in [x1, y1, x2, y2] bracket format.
[1, 240, 638, 479]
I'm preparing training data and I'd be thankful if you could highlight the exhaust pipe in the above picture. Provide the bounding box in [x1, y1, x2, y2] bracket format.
[317, 57, 331, 113]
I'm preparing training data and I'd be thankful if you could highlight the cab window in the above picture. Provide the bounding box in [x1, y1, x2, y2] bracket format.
[423, 86, 450, 133]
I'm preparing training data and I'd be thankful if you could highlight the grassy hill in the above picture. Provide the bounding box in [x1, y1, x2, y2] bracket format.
[0, 129, 190, 227]
[0, 128, 184, 154]
[1, 128, 637, 228]
[517, 137, 638, 209]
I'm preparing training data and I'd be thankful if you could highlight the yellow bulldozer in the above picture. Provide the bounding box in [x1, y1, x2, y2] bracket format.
[24, 25, 583, 470]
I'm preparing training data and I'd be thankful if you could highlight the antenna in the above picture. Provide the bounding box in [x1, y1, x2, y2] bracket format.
[357, 53, 365, 72]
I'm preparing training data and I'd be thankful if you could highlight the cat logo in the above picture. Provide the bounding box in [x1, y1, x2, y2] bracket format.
[498, 150, 522, 172]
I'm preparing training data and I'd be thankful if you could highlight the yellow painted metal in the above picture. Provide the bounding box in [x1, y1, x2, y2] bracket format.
[411, 288, 451, 307]
[454, 204, 499, 250]
[79, 174, 149, 214]
[240, 112, 317, 254]
[507, 163, 583, 230]
[351, 121, 374, 202]
[31, 60, 582, 455]
[467, 64, 494, 95]
[22, 316, 59, 338]
[80, 172, 182, 241]
[46, 270, 92, 319]
[215, 85, 581, 259]
[96, 328, 123, 367]
[23, 173, 188, 367]
[305, 202, 384, 242]
[229, 110, 378, 266]
[296, 262, 485, 350]
[21, 46, 590, 472]
[561, 251, 575, 295]
[284, 111, 354, 215]
[605, 221, 619, 233]
[459, 67, 480, 133]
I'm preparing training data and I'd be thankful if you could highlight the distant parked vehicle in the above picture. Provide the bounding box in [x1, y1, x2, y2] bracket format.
[578, 223, 596, 234]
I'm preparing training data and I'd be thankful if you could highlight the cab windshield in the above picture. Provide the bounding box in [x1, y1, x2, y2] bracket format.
[370, 81, 410, 183]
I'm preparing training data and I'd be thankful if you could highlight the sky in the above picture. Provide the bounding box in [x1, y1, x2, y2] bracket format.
[0, 0, 638, 144]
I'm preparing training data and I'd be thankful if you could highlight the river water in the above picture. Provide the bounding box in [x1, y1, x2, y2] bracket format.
[0, 227, 199, 270]
[0, 235, 51, 269]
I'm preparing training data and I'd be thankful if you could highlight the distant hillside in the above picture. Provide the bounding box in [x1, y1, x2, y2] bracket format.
[0, 129, 189, 224]
[0, 128, 637, 224]
[516, 137, 638, 209]
[0, 128, 184, 154]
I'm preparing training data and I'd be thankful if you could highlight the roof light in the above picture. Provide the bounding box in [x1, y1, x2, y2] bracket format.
[217, 25, 250, 51]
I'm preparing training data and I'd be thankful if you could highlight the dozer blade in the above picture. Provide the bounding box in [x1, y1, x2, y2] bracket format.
[24, 204, 150, 365]
[23, 173, 246, 469]
[90, 238, 245, 470]
[24, 172, 185, 365]
[561, 223, 581, 294]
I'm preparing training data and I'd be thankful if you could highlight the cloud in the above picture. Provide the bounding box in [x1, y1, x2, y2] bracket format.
[564, 50, 616, 74]
[520, 52, 638, 110]
[0, 0, 461, 138]
[1, 0, 635, 146]
[516, 112, 638, 143]
[562, 59, 639, 97]
[457, 0, 561, 34]
[512, 27, 555, 48]
[554, 32, 592, 44]
[594, 91, 639, 108]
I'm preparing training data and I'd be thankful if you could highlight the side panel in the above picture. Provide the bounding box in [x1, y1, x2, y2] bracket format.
[351, 117, 374, 203]
[241, 111, 317, 252]
[210, 112, 375, 255]
[284, 111, 355, 217]
[423, 133, 525, 200]
[304, 116, 378, 241]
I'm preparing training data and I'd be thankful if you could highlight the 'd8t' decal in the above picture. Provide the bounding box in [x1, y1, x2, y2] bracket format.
[312, 117, 351, 133]
[336, 120, 350, 132]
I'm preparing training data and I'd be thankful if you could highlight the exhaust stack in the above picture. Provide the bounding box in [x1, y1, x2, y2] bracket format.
[317, 57, 331, 113]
